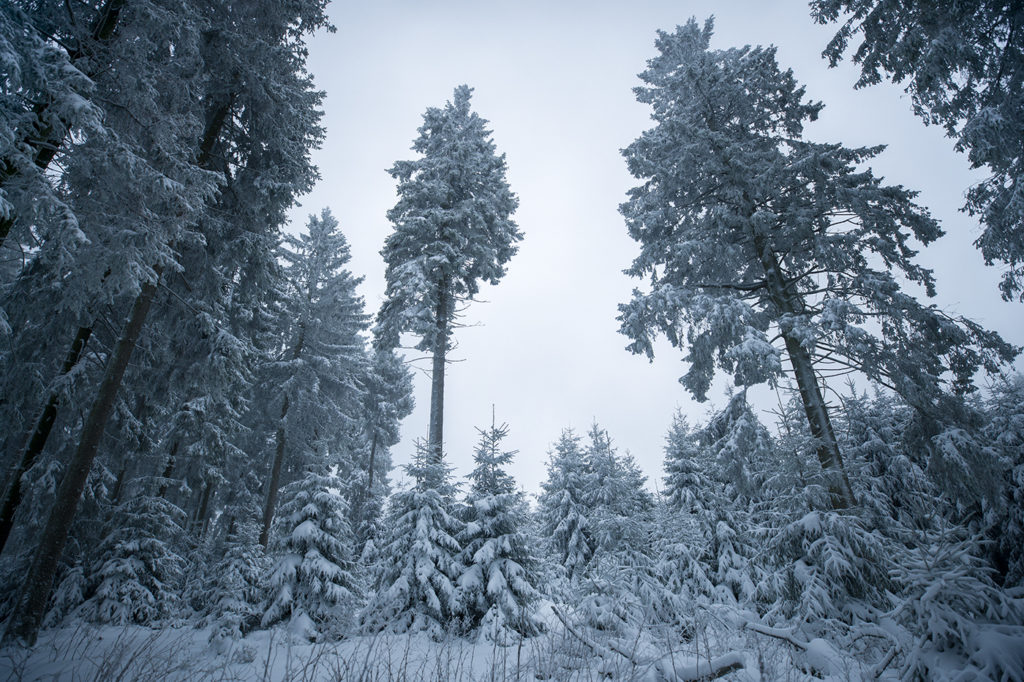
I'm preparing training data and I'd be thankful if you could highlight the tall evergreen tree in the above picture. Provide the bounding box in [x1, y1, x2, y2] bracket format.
[376, 85, 521, 462]
[2, 0, 331, 643]
[617, 18, 1017, 509]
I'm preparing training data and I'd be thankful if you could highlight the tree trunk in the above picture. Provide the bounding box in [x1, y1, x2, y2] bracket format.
[756, 238, 855, 509]
[259, 399, 289, 549]
[0, 0, 127, 248]
[2, 278, 159, 645]
[428, 281, 448, 464]
[0, 326, 92, 555]
[192, 478, 215, 538]
[366, 431, 379, 492]
[259, 326, 305, 548]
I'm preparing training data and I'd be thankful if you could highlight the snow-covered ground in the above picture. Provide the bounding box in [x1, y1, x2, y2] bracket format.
[0, 610, 892, 682]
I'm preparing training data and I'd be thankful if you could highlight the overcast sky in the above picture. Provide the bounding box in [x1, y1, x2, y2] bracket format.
[285, 0, 1024, 497]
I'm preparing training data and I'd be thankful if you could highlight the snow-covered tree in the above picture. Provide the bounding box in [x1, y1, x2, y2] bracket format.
[580, 424, 653, 558]
[364, 442, 463, 636]
[348, 349, 414, 550]
[537, 430, 593, 582]
[78, 484, 187, 625]
[260, 208, 367, 547]
[618, 18, 1017, 509]
[262, 467, 358, 640]
[458, 418, 539, 639]
[376, 85, 521, 462]
[3, 0, 331, 644]
[812, 0, 1024, 300]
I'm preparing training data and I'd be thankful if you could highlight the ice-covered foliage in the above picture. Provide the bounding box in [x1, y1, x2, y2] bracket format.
[458, 419, 539, 639]
[663, 395, 769, 607]
[262, 468, 358, 640]
[364, 445, 464, 637]
[812, 0, 1024, 300]
[537, 430, 593, 584]
[375, 85, 521, 353]
[617, 17, 1017, 508]
[78, 489, 187, 625]
[199, 516, 267, 645]
[981, 375, 1024, 587]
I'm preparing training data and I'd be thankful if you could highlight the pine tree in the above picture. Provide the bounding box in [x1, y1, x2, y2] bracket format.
[811, 0, 1024, 300]
[458, 417, 539, 639]
[618, 18, 1017, 509]
[262, 467, 359, 640]
[376, 85, 521, 462]
[364, 442, 463, 636]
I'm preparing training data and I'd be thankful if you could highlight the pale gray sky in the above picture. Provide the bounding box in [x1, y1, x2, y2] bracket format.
[287, 1, 1024, 496]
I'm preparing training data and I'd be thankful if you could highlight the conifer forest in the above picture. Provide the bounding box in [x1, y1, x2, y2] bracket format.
[3, 1, 1024, 680]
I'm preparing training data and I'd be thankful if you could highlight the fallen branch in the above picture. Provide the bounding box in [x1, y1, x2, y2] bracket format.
[549, 605, 744, 681]
[744, 622, 809, 651]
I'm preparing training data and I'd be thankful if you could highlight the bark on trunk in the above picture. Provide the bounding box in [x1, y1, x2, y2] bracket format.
[192, 478, 215, 538]
[366, 431, 379, 492]
[259, 399, 289, 549]
[0, 0, 127, 248]
[259, 326, 305, 548]
[756, 238, 855, 509]
[427, 282, 448, 464]
[0, 326, 92, 555]
[3, 278, 159, 645]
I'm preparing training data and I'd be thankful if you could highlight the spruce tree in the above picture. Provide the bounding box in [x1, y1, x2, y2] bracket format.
[537, 430, 593, 583]
[262, 466, 359, 640]
[458, 417, 539, 639]
[364, 442, 463, 636]
[376, 85, 521, 462]
[260, 208, 368, 547]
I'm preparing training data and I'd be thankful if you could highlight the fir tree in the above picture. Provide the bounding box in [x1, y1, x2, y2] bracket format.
[376, 85, 521, 462]
[364, 442, 463, 636]
[458, 417, 539, 639]
[262, 466, 358, 641]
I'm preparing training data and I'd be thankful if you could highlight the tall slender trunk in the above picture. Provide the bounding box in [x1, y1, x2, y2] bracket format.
[0, 0, 127, 248]
[259, 401, 288, 549]
[0, 327, 92, 555]
[259, 326, 305, 548]
[366, 431, 379, 492]
[1, 94, 234, 645]
[192, 478, 215, 538]
[756, 238, 855, 509]
[3, 278, 159, 644]
[427, 281, 448, 464]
